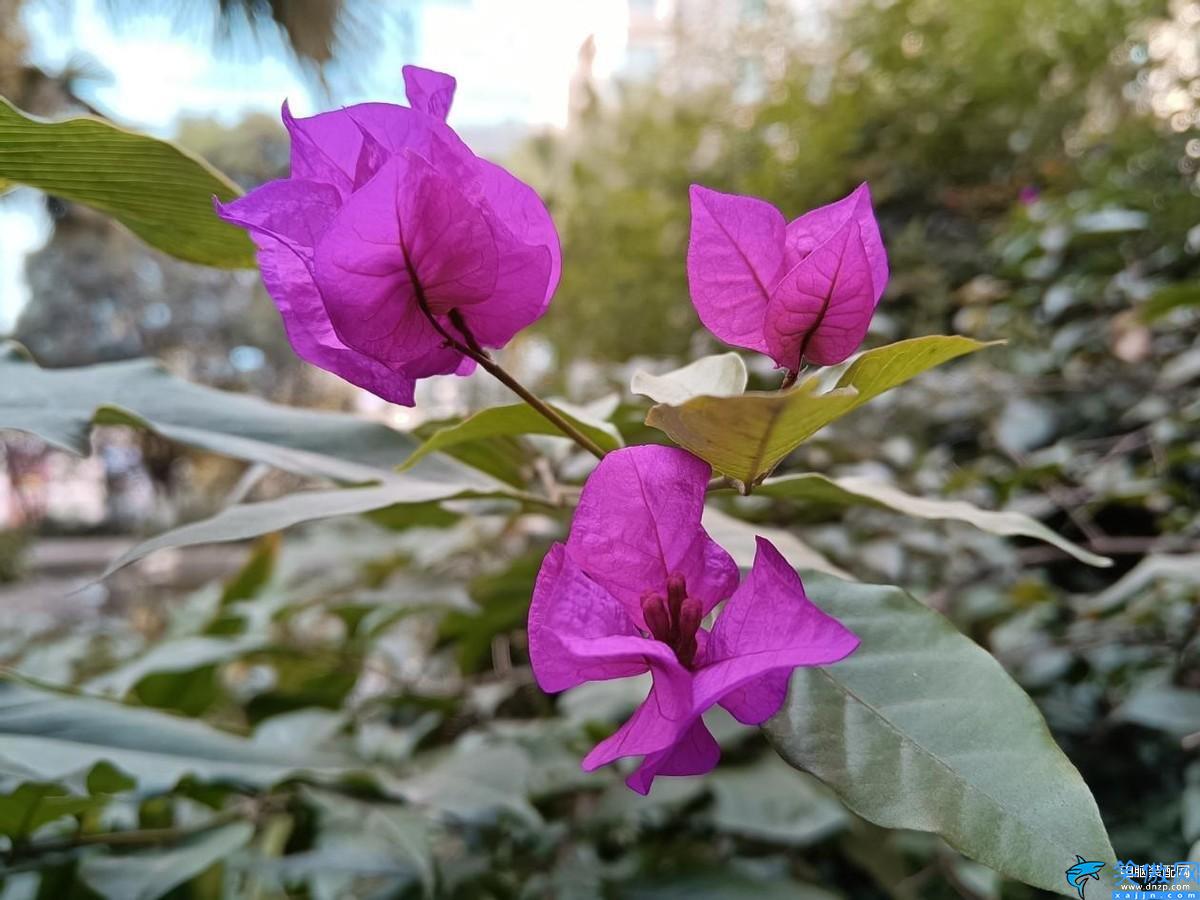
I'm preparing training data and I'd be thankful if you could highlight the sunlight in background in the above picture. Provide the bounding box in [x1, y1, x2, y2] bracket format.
[0, 0, 636, 332]
[22, 0, 316, 134]
[19, 0, 632, 134]
[0, 190, 52, 333]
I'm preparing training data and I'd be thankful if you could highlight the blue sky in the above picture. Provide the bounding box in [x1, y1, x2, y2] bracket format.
[1, 0, 632, 330]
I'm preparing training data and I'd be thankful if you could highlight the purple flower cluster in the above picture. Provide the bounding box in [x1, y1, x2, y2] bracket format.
[222, 66, 888, 792]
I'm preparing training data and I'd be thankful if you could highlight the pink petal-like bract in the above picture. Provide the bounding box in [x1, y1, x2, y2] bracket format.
[686, 182, 888, 371]
[784, 182, 887, 303]
[527, 446, 859, 794]
[764, 219, 875, 368]
[402, 65, 456, 121]
[216, 66, 561, 405]
[565, 444, 738, 627]
[686, 185, 785, 355]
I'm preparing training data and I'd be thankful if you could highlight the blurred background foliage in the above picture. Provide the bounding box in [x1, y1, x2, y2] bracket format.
[0, 0, 1198, 897]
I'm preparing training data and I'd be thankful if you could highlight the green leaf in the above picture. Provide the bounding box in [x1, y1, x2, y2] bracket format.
[298, 788, 435, 897]
[438, 551, 545, 673]
[0, 343, 422, 483]
[101, 478, 517, 577]
[85, 635, 267, 700]
[0, 97, 253, 267]
[645, 336, 996, 486]
[0, 764, 137, 838]
[220, 534, 281, 606]
[401, 400, 623, 475]
[707, 756, 849, 846]
[412, 428, 529, 486]
[388, 744, 538, 827]
[85, 761, 137, 795]
[764, 574, 1114, 896]
[0, 677, 342, 792]
[1114, 683, 1200, 736]
[755, 472, 1110, 567]
[1138, 282, 1200, 322]
[78, 821, 256, 900]
[0, 782, 99, 837]
[631, 352, 748, 405]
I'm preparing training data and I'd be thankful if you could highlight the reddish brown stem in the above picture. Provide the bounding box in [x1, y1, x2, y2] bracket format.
[409, 280, 606, 460]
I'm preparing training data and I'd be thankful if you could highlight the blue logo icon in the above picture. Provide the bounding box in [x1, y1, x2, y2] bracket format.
[1066, 856, 1105, 899]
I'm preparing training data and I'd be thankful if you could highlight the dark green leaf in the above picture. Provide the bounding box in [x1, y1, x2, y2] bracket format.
[0, 782, 99, 838]
[84, 762, 136, 796]
[220, 534, 281, 606]
[85, 636, 267, 700]
[438, 550, 546, 673]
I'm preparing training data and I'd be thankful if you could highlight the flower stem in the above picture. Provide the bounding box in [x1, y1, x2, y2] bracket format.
[411, 289, 605, 459]
[402, 250, 606, 460]
[467, 343, 607, 460]
[3, 804, 249, 866]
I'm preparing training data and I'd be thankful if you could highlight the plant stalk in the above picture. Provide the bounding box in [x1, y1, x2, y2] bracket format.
[410, 273, 606, 460]
[3, 805, 248, 864]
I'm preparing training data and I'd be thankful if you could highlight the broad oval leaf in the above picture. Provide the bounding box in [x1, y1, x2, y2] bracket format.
[765, 574, 1114, 896]
[631, 352, 748, 405]
[0, 97, 253, 267]
[755, 472, 1110, 567]
[645, 336, 997, 487]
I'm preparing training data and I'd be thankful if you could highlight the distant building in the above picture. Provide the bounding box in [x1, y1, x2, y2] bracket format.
[568, 0, 821, 127]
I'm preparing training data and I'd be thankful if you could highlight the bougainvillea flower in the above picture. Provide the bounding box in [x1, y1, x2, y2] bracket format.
[687, 183, 888, 370]
[216, 65, 560, 406]
[528, 445, 859, 794]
